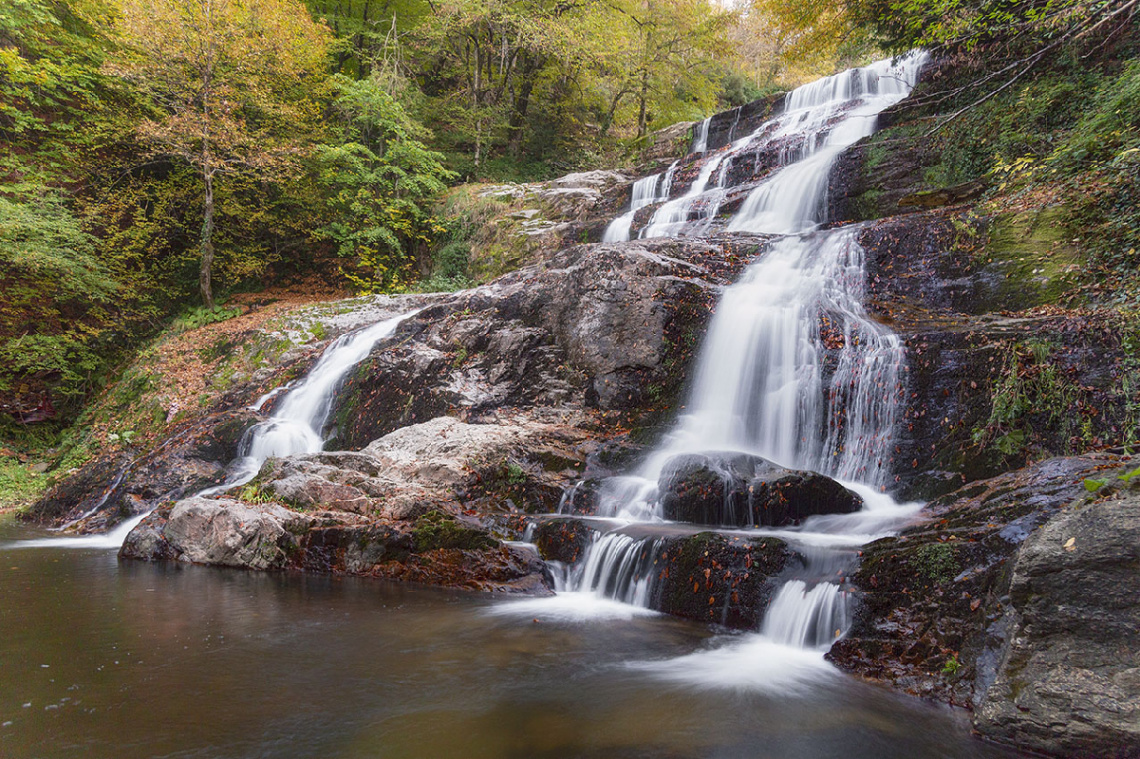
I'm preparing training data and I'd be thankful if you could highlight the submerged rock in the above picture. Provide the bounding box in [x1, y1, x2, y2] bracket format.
[658, 452, 863, 527]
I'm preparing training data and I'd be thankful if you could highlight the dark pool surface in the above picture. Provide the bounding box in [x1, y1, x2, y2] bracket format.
[0, 518, 1019, 759]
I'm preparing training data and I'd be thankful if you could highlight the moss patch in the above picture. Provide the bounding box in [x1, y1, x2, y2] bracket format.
[983, 207, 1083, 308]
[412, 512, 497, 552]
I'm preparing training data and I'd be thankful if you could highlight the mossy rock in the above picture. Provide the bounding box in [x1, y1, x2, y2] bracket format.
[652, 531, 794, 629]
[412, 512, 498, 552]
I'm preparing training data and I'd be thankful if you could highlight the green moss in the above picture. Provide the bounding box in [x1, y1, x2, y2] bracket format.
[972, 339, 1086, 457]
[0, 455, 48, 511]
[912, 543, 959, 584]
[411, 511, 497, 552]
[984, 208, 1083, 308]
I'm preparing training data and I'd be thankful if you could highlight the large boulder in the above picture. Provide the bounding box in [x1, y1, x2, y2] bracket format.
[973, 493, 1140, 757]
[828, 451, 1140, 756]
[658, 452, 863, 527]
[121, 496, 313, 570]
[121, 495, 551, 594]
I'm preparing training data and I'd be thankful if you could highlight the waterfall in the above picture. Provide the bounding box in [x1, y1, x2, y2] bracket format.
[602, 161, 679, 243]
[761, 580, 851, 649]
[691, 116, 712, 153]
[639, 52, 927, 240]
[203, 309, 419, 494]
[560, 53, 928, 660]
[14, 308, 418, 550]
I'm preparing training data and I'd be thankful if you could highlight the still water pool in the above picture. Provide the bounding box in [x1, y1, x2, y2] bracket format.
[0, 518, 1017, 759]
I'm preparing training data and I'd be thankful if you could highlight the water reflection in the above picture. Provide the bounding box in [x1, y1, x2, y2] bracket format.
[0, 519, 1018, 759]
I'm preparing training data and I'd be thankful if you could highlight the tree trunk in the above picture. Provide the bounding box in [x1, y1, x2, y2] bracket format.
[506, 53, 540, 159]
[472, 38, 482, 171]
[200, 168, 216, 308]
[637, 67, 649, 138]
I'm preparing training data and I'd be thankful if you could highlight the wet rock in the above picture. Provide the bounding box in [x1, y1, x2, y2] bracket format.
[532, 518, 596, 564]
[853, 210, 1131, 500]
[828, 453, 1139, 715]
[696, 95, 784, 154]
[652, 531, 795, 629]
[658, 452, 863, 527]
[25, 409, 259, 532]
[974, 492, 1140, 757]
[331, 238, 757, 450]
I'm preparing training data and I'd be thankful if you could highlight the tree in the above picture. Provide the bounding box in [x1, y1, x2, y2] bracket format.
[727, 0, 874, 87]
[314, 73, 454, 290]
[582, 0, 734, 139]
[103, 0, 332, 306]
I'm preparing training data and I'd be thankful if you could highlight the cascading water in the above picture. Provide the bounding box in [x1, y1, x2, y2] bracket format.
[638, 53, 926, 240]
[11, 309, 417, 549]
[554, 52, 929, 669]
[602, 160, 679, 243]
[204, 310, 418, 494]
[691, 116, 712, 153]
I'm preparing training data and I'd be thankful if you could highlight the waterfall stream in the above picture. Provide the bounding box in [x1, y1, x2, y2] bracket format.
[203, 310, 419, 495]
[550, 52, 929, 670]
[602, 160, 679, 243]
[11, 310, 418, 550]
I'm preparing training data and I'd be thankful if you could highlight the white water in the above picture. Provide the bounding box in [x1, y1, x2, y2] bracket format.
[564, 53, 929, 671]
[691, 116, 712, 153]
[13, 308, 418, 550]
[639, 52, 927, 240]
[601, 161, 679, 243]
[203, 309, 419, 494]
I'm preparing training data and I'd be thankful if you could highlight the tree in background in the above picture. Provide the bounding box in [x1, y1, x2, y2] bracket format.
[727, 0, 874, 87]
[587, 0, 735, 139]
[314, 73, 455, 291]
[103, 0, 332, 307]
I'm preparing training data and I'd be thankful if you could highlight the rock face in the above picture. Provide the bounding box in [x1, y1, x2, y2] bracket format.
[121, 490, 550, 594]
[26, 409, 258, 533]
[657, 452, 863, 527]
[330, 236, 758, 450]
[532, 517, 596, 565]
[828, 453, 1140, 757]
[974, 493, 1140, 757]
[850, 207, 1132, 502]
[460, 171, 636, 280]
[693, 94, 784, 154]
[118, 416, 600, 592]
